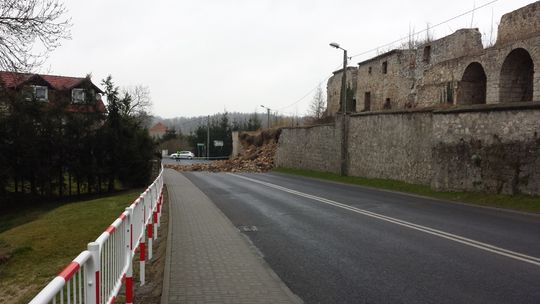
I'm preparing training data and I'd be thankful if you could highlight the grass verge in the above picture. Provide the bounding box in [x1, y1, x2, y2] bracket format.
[0, 189, 142, 304]
[273, 167, 540, 214]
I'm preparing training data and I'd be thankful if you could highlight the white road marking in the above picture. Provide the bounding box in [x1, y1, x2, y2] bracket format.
[230, 173, 540, 267]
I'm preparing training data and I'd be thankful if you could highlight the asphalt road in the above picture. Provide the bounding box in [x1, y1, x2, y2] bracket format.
[183, 172, 540, 304]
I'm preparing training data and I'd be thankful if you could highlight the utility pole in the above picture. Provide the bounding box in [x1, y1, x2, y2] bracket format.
[340, 48, 348, 176]
[267, 108, 270, 129]
[260, 105, 271, 129]
[330, 42, 349, 176]
[340, 49, 347, 114]
[206, 115, 210, 160]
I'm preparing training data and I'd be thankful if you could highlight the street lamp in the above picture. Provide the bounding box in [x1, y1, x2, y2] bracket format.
[330, 42, 349, 177]
[260, 105, 271, 129]
[329, 42, 348, 113]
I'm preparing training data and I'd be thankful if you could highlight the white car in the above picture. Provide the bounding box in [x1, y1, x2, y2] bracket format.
[170, 151, 195, 160]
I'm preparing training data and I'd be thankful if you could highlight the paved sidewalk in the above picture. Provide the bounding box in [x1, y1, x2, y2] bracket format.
[161, 169, 301, 304]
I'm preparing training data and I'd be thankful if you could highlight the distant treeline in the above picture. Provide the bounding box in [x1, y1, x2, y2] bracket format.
[154, 111, 306, 135]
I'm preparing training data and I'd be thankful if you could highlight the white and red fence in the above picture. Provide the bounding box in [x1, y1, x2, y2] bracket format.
[29, 166, 165, 304]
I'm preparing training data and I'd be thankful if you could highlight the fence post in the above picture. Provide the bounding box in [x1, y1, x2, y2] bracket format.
[86, 242, 100, 304]
[157, 197, 161, 228]
[139, 195, 146, 286]
[153, 208, 158, 240]
[124, 207, 134, 304]
[147, 221, 153, 260]
[147, 187, 154, 260]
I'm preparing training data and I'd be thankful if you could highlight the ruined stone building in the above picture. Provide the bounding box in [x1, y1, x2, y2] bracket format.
[326, 1, 540, 114]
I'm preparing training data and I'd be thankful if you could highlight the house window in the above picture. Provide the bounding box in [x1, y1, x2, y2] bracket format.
[368, 66, 372, 75]
[31, 85, 48, 102]
[382, 61, 388, 74]
[423, 45, 431, 63]
[72, 88, 86, 103]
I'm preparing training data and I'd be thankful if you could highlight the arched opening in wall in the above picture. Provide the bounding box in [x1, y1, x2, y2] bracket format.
[499, 48, 534, 102]
[457, 62, 486, 104]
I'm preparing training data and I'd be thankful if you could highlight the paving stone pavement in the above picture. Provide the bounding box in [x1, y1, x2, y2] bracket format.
[161, 169, 302, 304]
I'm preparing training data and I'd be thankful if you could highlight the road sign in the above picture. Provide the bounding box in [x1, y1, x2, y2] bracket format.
[213, 140, 224, 147]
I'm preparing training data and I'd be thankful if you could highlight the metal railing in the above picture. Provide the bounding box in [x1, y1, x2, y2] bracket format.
[29, 166, 165, 304]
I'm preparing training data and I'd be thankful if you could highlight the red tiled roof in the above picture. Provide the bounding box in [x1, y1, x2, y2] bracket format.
[150, 122, 168, 132]
[0, 71, 102, 92]
[41, 74, 85, 91]
[0, 71, 107, 113]
[0, 72, 32, 88]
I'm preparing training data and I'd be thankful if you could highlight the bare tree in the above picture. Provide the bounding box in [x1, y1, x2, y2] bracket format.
[0, 0, 71, 71]
[120, 85, 152, 116]
[308, 85, 326, 119]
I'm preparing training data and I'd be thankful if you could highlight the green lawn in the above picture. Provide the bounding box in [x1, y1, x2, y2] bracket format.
[273, 167, 540, 213]
[0, 189, 142, 304]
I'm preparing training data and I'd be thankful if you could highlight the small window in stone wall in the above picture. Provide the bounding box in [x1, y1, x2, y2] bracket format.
[383, 98, 391, 109]
[382, 61, 388, 74]
[446, 82, 454, 103]
[364, 92, 371, 111]
[423, 45, 431, 63]
[368, 66, 372, 75]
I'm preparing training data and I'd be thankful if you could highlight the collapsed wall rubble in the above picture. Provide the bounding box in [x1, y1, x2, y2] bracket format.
[165, 128, 281, 173]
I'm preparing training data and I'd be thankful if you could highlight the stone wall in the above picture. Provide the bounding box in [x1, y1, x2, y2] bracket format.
[232, 131, 241, 157]
[276, 103, 540, 195]
[497, 1, 540, 46]
[326, 1, 540, 116]
[357, 50, 416, 111]
[275, 124, 341, 174]
[326, 67, 358, 115]
[347, 110, 433, 184]
[432, 103, 540, 195]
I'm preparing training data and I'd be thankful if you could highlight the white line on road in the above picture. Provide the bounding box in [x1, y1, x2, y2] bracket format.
[230, 173, 540, 267]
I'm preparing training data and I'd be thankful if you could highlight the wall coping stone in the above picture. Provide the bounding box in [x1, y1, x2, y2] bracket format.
[347, 102, 540, 117]
[281, 123, 336, 130]
[349, 108, 434, 117]
[433, 101, 540, 114]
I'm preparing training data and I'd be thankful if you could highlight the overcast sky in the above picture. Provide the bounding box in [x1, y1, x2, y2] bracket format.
[42, 0, 534, 118]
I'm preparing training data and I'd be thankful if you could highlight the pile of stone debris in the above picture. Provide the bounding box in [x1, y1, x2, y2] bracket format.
[165, 128, 281, 173]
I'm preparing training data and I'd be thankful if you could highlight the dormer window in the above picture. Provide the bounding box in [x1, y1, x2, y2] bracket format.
[31, 85, 48, 102]
[72, 88, 85, 103]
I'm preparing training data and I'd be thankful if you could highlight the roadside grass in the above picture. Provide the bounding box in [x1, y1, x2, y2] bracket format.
[0, 189, 142, 304]
[273, 167, 540, 214]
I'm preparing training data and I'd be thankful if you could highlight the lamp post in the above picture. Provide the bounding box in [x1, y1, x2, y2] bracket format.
[330, 42, 349, 176]
[329, 42, 348, 113]
[260, 105, 271, 129]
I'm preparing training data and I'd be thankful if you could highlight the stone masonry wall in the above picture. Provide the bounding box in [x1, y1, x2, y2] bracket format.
[357, 50, 416, 111]
[276, 104, 540, 195]
[497, 1, 540, 46]
[432, 104, 540, 195]
[347, 111, 433, 184]
[275, 124, 341, 174]
[326, 67, 358, 115]
[326, 2, 540, 116]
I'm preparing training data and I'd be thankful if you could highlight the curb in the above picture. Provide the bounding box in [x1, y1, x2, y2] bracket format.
[160, 185, 172, 304]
